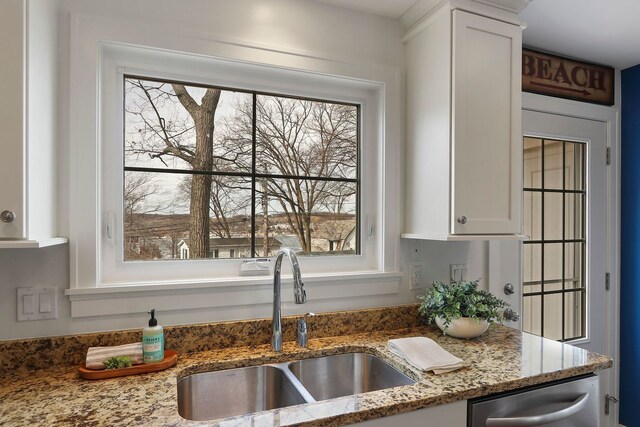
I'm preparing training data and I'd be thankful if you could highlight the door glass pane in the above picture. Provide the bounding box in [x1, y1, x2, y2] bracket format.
[543, 139, 564, 190]
[523, 137, 542, 188]
[565, 142, 585, 191]
[564, 243, 584, 289]
[523, 191, 541, 240]
[543, 192, 563, 240]
[543, 293, 563, 341]
[564, 291, 584, 340]
[523, 243, 541, 284]
[564, 193, 584, 240]
[543, 243, 563, 284]
[522, 137, 586, 342]
[522, 295, 541, 336]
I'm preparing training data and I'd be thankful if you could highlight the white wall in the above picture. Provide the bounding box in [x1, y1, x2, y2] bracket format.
[0, 0, 491, 340]
[0, 241, 488, 340]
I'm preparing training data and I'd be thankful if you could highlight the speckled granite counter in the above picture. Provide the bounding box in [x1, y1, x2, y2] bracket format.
[0, 321, 611, 426]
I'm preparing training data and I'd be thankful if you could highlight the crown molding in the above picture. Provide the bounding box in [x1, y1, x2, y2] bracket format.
[401, 0, 530, 33]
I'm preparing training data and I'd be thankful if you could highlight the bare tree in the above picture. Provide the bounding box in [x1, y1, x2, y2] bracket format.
[234, 96, 358, 252]
[316, 180, 357, 251]
[123, 173, 173, 260]
[177, 174, 252, 239]
[125, 79, 227, 258]
[126, 79, 357, 258]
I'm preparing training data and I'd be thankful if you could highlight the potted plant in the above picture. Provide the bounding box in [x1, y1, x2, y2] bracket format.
[418, 279, 508, 338]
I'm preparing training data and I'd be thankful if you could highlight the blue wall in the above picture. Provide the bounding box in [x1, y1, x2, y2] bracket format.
[621, 64, 640, 426]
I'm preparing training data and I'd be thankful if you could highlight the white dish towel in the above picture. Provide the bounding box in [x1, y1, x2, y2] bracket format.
[85, 342, 143, 370]
[388, 336, 465, 374]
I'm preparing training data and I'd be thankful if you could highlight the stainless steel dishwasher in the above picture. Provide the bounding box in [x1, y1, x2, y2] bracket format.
[468, 374, 599, 426]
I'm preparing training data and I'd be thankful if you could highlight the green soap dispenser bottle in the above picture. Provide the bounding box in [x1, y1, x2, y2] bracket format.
[143, 309, 164, 364]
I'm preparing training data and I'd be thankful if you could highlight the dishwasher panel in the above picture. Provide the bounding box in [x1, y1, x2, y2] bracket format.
[468, 374, 599, 426]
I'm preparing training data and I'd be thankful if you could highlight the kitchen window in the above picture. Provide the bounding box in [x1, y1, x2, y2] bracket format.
[60, 33, 401, 304]
[123, 76, 359, 262]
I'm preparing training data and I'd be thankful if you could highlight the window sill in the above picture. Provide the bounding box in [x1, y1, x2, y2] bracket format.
[65, 271, 402, 318]
[0, 237, 68, 249]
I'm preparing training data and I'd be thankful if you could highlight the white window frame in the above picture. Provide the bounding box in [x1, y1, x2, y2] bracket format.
[101, 44, 377, 285]
[65, 14, 402, 316]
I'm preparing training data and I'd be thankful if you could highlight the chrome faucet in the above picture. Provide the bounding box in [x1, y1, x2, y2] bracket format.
[272, 247, 306, 352]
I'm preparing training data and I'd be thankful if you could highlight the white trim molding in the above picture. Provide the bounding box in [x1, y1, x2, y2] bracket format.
[401, 0, 529, 36]
[65, 11, 404, 317]
[66, 272, 402, 317]
[0, 237, 67, 248]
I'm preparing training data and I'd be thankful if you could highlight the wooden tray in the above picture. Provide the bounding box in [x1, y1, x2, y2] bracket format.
[78, 349, 178, 380]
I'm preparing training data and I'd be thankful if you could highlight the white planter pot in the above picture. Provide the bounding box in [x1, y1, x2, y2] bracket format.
[435, 316, 489, 339]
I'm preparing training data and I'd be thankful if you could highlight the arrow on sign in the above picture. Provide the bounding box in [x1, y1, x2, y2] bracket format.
[530, 81, 591, 96]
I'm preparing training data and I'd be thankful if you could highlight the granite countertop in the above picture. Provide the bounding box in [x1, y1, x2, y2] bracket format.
[0, 323, 611, 426]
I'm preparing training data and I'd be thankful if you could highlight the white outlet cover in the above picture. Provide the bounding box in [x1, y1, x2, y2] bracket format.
[410, 264, 424, 290]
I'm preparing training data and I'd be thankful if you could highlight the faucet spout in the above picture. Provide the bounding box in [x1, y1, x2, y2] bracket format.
[272, 247, 306, 352]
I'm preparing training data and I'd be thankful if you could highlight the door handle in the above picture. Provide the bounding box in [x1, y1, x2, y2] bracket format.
[503, 308, 520, 322]
[486, 393, 589, 426]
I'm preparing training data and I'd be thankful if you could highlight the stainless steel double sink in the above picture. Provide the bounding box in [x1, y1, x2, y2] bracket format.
[177, 352, 416, 421]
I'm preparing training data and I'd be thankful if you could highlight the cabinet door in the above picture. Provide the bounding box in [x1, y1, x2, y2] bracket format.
[451, 10, 522, 235]
[349, 400, 467, 426]
[0, 0, 26, 239]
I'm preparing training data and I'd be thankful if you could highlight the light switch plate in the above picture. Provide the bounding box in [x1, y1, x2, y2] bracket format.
[450, 264, 468, 283]
[22, 294, 36, 314]
[17, 287, 58, 321]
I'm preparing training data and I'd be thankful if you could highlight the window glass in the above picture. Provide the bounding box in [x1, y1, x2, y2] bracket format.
[123, 76, 359, 261]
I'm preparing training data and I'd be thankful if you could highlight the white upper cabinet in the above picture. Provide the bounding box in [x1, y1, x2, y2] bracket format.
[0, 0, 26, 241]
[403, 1, 525, 241]
[0, 0, 65, 248]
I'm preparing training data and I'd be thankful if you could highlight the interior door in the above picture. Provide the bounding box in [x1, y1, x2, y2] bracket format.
[489, 107, 613, 426]
[520, 109, 607, 355]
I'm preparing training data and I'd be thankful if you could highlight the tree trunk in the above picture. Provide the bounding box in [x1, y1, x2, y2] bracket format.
[172, 85, 221, 259]
[304, 214, 312, 252]
[189, 174, 212, 258]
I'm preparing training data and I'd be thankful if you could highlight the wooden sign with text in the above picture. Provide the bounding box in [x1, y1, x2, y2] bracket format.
[522, 49, 614, 105]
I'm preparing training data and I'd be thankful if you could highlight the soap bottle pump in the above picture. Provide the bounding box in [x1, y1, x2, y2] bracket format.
[143, 309, 164, 364]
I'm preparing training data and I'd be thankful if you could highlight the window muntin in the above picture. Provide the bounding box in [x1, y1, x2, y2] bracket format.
[522, 137, 586, 342]
[123, 76, 359, 261]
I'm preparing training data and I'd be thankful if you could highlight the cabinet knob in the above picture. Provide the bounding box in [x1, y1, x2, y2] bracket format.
[504, 283, 515, 295]
[0, 210, 15, 223]
[457, 216, 467, 225]
[503, 308, 520, 322]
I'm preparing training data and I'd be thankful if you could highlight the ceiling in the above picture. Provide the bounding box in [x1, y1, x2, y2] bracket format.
[314, 0, 640, 70]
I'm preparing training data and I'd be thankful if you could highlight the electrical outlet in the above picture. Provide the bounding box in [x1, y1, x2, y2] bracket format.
[410, 264, 424, 290]
[450, 264, 468, 283]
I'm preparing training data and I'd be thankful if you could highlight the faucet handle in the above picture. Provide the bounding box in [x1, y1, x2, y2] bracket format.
[297, 312, 315, 347]
[295, 285, 306, 304]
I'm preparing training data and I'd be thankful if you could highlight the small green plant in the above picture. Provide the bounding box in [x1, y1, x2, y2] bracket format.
[104, 356, 132, 369]
[418, 279, 508, 327]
